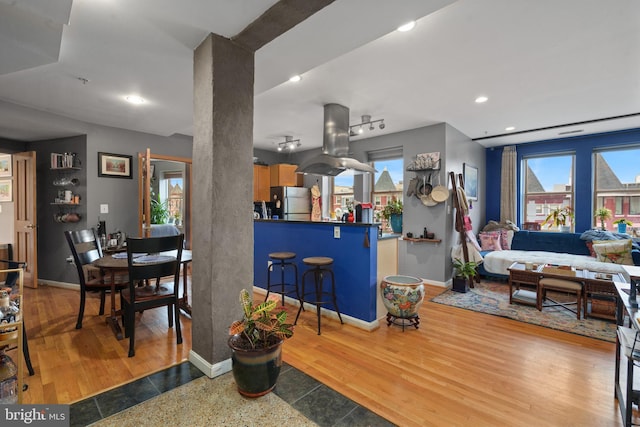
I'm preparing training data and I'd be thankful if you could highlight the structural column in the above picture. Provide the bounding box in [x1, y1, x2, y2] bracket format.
[191, 33, 254, 376]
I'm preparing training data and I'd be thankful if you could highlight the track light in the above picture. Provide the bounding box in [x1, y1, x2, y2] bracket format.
[277, 136, 301, 151]
[349, 115, 386, 137]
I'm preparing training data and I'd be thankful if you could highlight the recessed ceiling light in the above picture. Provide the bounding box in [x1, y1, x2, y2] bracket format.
[125, 95, 145, 104]
[475, 96, 488, 103]
[397, 21, 416, 32]
[288, 75, 301, 83]
[505, 126, 515, 131]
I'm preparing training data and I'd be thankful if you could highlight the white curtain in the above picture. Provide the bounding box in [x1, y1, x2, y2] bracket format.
[500, 146, 516, 223]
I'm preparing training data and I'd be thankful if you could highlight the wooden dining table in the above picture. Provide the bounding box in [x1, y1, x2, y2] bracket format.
[92, 249, 193, 340]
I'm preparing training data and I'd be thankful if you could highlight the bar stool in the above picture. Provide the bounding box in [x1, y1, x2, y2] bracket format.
[537, 277, 583, 319]
[295, 256, 343, 335]
[266, 252, 301, 307]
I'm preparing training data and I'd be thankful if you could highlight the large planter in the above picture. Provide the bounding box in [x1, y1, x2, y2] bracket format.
[228, 335, 283, 398]
[617, 223, 628, 234]
[380, 275, 425, 329]
[389, 214, 403, 234]
[452, 276, 470, 293]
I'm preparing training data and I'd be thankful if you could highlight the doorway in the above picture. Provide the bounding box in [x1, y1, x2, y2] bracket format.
[138, 150, 192, 248]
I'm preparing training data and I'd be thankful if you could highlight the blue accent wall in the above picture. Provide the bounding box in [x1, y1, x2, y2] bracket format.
[485, 127, 640, 231]
[254, 220, 379, 322]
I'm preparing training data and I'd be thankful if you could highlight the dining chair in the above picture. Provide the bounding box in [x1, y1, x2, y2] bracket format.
[65, 228, 128, 329]
[0, 257, 35, 376]
[121, 234, 184, 357]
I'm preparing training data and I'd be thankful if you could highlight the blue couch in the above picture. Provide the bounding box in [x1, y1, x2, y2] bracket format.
[478, 230, 640, 279]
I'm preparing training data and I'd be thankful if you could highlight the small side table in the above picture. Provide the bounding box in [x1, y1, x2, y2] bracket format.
[507, 262, 541, 306]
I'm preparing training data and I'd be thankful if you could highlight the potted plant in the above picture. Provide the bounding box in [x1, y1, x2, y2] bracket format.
[543, 205, 574, 232]
[452, 258, 478, 293]
[594, 207, 612, 230]
[150, 195, 169, 224]
[228, 289, 294, 397]
[381, 197, 403, 233]
[613, 218, 633, 234]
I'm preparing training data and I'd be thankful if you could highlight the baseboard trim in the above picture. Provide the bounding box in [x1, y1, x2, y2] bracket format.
[189, 350, 231, 379]
[38, 280, 79, 291]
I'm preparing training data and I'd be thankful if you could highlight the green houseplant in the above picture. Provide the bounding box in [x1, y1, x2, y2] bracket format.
[150, 195, 169, 224]
[452, 258, 478, 293]
[613, 218, 633, 233]
[228, 289, 294, 397]
[594, 207, 612, 230]
[543, 205, 574, 232]
[381, 197, 403, 233]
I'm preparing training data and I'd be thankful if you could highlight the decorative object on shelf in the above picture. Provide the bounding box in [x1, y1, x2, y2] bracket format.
[613, 218, 633, 234]
[228, 289, 294, 397]
[98, 152, 133, 179]
[381, 197, 403, 233]
[0, 154, 11, 177]
[543, 205, 574, 232]
[380, 275, 425, 330]
[594, 207, 612, 230]
[277, 136, 301, 151]
[0, 180, 11, 202]
[452, 258, 479, 293]
[406, 151, 440, 171]
[348, 114, 385, 137]
[463, 163, 478, 201]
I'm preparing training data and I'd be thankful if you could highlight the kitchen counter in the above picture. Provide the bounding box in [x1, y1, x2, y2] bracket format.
[254, 220, 382, 328]
[254, 218, 380, 228]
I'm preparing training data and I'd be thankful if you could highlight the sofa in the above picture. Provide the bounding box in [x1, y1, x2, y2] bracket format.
[477, 230, 640, 280]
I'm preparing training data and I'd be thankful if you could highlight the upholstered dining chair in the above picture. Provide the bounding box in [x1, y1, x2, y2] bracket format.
[0, 257, 35, 376]
[121, 234, 184, 357]
[65, 228, 128, 329]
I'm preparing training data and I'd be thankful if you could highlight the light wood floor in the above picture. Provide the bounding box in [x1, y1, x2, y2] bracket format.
[14, 281, 629, 426]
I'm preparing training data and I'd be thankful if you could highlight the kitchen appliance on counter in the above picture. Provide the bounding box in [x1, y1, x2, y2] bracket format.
[355, 203, 373, 223]
[270, 186, 311, 221]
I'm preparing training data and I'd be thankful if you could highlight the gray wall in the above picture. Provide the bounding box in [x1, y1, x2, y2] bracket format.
[1, 124, 192, 284]
[291, 122, 486, 284]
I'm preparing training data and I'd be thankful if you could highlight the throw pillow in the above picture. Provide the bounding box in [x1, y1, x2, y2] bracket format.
[585, 241, 597, 257]
[499, 229, 514, 250]
[479, 232, 502, 251]
[592, 239, 633, 265]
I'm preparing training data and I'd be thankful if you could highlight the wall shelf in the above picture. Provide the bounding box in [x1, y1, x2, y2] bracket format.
[402, 237, 441, 243]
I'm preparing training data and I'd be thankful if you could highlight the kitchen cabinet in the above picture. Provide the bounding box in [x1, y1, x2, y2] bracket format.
[253, 164, 270, 201]
[269, 163, 302, 187]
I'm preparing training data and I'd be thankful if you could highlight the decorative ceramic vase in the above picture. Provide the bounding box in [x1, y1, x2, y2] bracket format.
[228, 335, 283, 398]
[380, 275, 425, 318]
[618, 223, 627, 234]
[0, 348, 18, 404]
[389, 214, 402, 234]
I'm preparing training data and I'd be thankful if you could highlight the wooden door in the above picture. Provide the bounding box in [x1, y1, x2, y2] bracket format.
[13, 151, 38, 288]
[138, 149, 152, 237]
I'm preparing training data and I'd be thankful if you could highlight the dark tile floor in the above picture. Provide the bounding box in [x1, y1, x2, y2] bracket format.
[69, 361, 395, 427]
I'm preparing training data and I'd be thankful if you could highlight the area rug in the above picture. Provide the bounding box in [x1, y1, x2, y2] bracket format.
[91, 373, 317, 427]
[431, 281, 617, 342]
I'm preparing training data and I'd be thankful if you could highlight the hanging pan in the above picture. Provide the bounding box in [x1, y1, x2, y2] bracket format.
[431, 173, 450, 203]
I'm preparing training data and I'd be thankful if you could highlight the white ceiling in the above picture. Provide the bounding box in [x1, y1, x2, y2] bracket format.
[0, 0, 639, 151]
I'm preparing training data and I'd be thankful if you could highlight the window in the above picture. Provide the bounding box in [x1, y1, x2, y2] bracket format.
[161, 171, 184, 223]
[594, 147, 640, 229]
[523, 154, 574, 231]
[372, 158, 403, 231]
[332, 173, 354, 215]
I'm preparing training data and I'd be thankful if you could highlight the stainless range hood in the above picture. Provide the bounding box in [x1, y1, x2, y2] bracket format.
[295, 103, 376, 176]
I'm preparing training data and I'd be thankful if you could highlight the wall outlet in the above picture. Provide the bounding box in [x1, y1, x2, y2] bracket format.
[334, 226, 340, 239]
[100, 204, 109, 214]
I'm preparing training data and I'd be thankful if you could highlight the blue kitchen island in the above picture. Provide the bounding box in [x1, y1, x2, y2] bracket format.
[254, 219, 381, 329]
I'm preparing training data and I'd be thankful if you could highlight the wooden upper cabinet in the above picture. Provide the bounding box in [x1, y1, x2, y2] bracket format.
[270, 163, 303, 187]
[253, 164, 270, 201]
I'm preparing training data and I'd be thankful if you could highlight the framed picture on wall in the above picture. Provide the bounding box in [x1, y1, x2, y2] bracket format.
[98, 152, 133, 179]
[0, 154, 11, 177]
[463, 163, 478, 201]
[0, 179, 12, 202]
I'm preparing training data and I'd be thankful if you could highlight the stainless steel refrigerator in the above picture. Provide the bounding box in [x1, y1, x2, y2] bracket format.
[270, 186, 311, 220]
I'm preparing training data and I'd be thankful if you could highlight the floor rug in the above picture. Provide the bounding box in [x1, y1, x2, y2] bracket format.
[431, 281, 617, 342]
